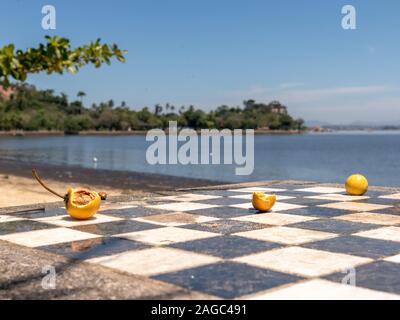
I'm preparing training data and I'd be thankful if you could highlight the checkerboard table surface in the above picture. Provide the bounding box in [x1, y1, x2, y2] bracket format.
[2, 183, 400, 299]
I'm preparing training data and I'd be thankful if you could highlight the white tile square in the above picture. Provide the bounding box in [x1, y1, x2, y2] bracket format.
[379, 193, 400, 200]
[295, 186, 344, 194]
[384, 254, 400, 264]
[336, 212, 400, 226]
[230, 202, 305, 212]
[229, 194, 295, 201]
[354, 226, 400, 242]
[0, 215, 25, 223]
[116, 226, 220, 245]
[306, 194, 369, 202]
[157, 193, 221, 202]
[234, 247, 372, 277]
[233, 212, 316, 226]
[35, 213, 123, 227]
[319, 202, 392, 212]
[227, 187, 287, 193]
[146, 202, 218, 212]
[0, 227, 100, 247]
[88, 247, 220, 276]
[132, 212, 218, 227]
[244, 279, 400, 300]
[234, 226, 337, 245]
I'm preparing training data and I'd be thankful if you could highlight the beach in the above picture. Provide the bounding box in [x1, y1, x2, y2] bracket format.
[0, 159, 221, 208]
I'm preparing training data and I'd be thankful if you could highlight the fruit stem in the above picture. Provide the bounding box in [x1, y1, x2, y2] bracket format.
[32, 169, 65, 199]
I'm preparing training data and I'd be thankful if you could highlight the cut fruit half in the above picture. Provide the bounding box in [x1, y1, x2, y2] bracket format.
[252, 192, 276, 212]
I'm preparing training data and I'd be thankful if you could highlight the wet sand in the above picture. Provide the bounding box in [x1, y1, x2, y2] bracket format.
[0, 159, 223, 208]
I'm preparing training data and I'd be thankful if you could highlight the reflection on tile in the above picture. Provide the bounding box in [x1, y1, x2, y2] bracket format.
[290, 219, 378, 235]
[170, 235, 282, 259]
[234, 246, 372, 277]
[244, 279, 400, 300]
[336, 212, 400, 226]
[182, 219, 269, 235]
[132, 212, 218, 227]
[0, 220, 54, 235]
[35, 214, 122, 227]
[234, 226, 337, 245]
[88, 247, 220, 276]
[294, 187, 344, 194]
[71, 220, 159, 236]
[153, 262, 301, 299]
[146, 202, 218, 212]
[355, 226, 400, 242]
[117, 226, 219, 245]
[233, 212, 316, 226]
[325, 261, 400, 295]
[303, 235, 400, 259]
[320, 202, 392, 212]
[39, 237, 148, 260]
[0, 227, 99, 247]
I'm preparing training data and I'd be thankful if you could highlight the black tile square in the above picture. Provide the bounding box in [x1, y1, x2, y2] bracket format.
[9, 208, 65, 219]
[283, 197, 335, 206]
[170, 235, 281, 258]
[194, 197, 249, 206]
[355, 198, 400, 206]
[71, 220, 160, 235]
[189, 206, 252, 218]
[303, 235, 400, 259]
[0, 220, 55, 235]
[181, 219, 268, 235]
[290, 219, 378, 234]
[38, 237, 148, 260]
[196, 190, 245, 197]
[372, 205, 400, 216]
[283, 206, 352, 218]
[153, 262, 302, 299]
[325, 261, 400, 295]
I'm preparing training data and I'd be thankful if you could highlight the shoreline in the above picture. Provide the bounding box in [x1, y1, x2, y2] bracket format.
[0, 129, 307, 137]
[0, 158, 224, 208]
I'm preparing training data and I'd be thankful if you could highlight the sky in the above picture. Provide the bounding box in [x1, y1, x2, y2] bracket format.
[1, 0, 400, 124]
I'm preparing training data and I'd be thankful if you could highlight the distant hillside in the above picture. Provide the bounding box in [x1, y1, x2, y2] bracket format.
[0, 83, 305, 132]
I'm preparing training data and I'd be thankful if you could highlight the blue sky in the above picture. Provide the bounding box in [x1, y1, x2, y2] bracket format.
[1, 0, 400, 124]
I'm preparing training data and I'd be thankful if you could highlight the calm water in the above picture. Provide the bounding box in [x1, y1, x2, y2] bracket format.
[1, 132, 400, 186]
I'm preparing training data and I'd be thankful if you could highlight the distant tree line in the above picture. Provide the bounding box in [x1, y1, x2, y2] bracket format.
[0, 83, 305, 132]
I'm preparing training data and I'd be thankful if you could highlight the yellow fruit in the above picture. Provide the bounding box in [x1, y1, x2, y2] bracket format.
[252, 192, 276, 212]
[345, 174, 368, 196]
[65, 187, 101, 220]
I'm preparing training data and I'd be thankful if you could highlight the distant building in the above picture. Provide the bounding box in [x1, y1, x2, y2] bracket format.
[0, 85, 14, 100]
[270, 101, 287, 114]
